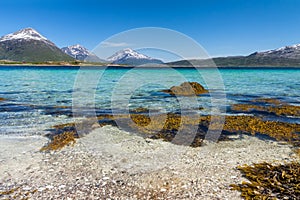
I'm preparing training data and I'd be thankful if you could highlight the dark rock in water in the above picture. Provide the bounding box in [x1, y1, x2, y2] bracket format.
[161, 82, 208, 96]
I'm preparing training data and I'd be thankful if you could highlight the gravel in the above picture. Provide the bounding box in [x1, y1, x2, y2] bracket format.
[0, 126, 299, 199]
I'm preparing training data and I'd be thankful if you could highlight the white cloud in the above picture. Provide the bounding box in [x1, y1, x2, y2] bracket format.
[101, 41, 131, 47]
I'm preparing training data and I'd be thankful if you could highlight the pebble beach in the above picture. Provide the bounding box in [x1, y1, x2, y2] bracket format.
[1, 125, 298, 199]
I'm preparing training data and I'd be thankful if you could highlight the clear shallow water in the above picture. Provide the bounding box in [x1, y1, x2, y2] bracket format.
[0, 66, 299, 135]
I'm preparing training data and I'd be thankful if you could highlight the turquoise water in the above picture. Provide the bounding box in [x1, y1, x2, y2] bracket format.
[0, 66, 299, 135]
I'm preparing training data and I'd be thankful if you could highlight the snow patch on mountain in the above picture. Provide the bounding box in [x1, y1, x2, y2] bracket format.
[254, 43, 300, 59]
[263, 44, 300, 54]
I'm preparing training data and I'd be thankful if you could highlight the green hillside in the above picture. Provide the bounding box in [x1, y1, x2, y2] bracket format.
[0, 40, 74, 62]
[167, 56, 300, 67]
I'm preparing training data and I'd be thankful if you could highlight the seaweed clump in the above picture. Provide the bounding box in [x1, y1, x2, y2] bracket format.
[0, 97, 6, 101]
[127, 111, 205, 147]
[223, 116, 300, 145]
[40, 131, 76, 151]
[230, 162, 300, 199]
[42, 119, 104, 151]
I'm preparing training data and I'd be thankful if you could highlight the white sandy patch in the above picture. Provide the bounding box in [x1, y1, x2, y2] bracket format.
[0, 135, 48, 178]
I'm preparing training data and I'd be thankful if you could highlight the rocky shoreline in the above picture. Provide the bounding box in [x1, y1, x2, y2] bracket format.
[0, 125, 299, 199]
[1, 91, 300, 199]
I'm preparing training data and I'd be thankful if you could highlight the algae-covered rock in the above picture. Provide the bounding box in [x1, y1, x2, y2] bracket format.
[161, 82, 208, 96]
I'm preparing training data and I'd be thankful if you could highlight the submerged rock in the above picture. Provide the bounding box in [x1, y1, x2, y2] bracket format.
[161, 82, 208, 96]
[48, 99, 300, 150]
[232, 98, 300, 117]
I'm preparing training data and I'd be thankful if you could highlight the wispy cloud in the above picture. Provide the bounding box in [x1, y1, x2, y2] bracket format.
[101, 41, 132, 47]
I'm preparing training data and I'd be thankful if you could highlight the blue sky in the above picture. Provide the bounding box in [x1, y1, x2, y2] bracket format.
[1, 0, 300, 58]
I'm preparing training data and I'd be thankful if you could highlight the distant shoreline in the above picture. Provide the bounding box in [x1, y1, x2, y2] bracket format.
[1, 63, 300, 69]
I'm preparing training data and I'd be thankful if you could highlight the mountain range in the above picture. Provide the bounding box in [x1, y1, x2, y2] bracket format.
[168, 44, 300, 67]
[0, 27, 163, 65]
[1, 27, 300, 66]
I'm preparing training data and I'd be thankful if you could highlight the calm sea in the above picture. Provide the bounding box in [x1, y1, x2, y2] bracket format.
[0, 66, 299, 135]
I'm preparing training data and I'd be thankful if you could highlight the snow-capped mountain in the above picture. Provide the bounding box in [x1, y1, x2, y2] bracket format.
[250, 44, 300, 59]
[61, 44, 104, 62]
[107, 48, 163, 65]
[0, 28, 55, 46]
[61, 44, 90, 60]
[0, 28, 73, 62]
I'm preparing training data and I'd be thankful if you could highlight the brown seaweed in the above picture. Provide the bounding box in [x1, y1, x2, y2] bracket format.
[49, 112, 300, 149]
[48, 98, 300, 150]
[230, 162, 300, 199]
[40, 131, 76, 151]
[232, 98, 300, 117]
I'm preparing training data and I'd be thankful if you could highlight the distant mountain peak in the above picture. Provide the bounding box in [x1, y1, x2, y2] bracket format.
[107, 48, 150, 61]
[61, 44, 105, 62]
[107, 48, 163, 65]
[0, 27, 53, 45]
[62, 44, 90, 58]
